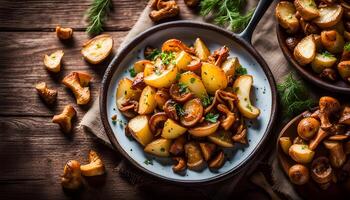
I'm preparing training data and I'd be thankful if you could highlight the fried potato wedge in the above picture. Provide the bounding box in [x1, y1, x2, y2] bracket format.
[294, 0, 319, 20]
[194, 38, 211, 61]
[293, 35, 316, 66]
[144, 138, 172, 157]
[311, 53, 337, 73]
[313, 5, 343, 29]
[275, 1, 300, 33]
[201, 62, 228, 95]
[81, 34, 113, 64]
[128, 115, 153, 146]
[44, 50, 64, 73]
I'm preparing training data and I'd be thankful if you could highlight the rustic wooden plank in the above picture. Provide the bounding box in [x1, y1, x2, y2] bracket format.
[0, 31, 128, 116]
[0, 0, 197, 31]
[0, 116, 206, 200]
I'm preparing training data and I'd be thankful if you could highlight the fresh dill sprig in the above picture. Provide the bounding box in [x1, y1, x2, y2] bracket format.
[200, 0, 254, 32]
[277, 73, 316, 119]
[86, 0, 111, 35]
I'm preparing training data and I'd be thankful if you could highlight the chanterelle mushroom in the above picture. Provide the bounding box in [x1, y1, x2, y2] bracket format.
[172, 157, 186, 173]
[323, 140, 346, 168]
[149, 112, 168, 135]
[35, 82, 57, 105]
[80, 150, 105, 176]
[62, 72, 92, 105]
[309, 128, 328, 150]
[61, 160, 82, 190]
[311, 157, 333, 189]
[217, 104, 235, 130]
[149, 0, 180, 22]
[56, 26, 73, 40]
[184, 142, 205, 171]
[319, 96, 340, 130]
[44, 50, 64, 73]
[209, 151, 225, 169]
[52, 105, 76, 133]
[208, 46, 229, 67]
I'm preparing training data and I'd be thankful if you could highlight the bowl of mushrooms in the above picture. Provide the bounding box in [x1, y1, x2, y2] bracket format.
[276, 0, 350, 94]
[278, 96, 350, 198]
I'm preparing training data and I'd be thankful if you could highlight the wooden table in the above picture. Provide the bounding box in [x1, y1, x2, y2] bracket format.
[0, 1, 270, 199]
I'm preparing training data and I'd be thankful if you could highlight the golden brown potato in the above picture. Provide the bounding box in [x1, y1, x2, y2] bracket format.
[201, 62, 228, 94]
[293, 35, 316, 66]
[134, 60, 153, 73]
[81, 34, 113, 64]
[313, 5, 343, 29]
[221, 57, 240, 77]
[337, 61, 350, 82]
[320, 30, 344, 54]
[233, 75, 260, 119]
[161, 119, 187, 139]
[275, 1, 300, 33]
[311, 52, 337, 73]
[116, 78, 141, 116]
[208, 130, 234, 148]
[144, 64, 178, 88]
[279, 137, 292, 155]
[179, 71, 207, 99]
[297, 117, 320, 140]
[128, 115, 153, 146]
[175, 51, 192, 71]
[294, 0, 319, 20]
[144, 138, 172, 157]
[138, 86, 157, 115]
[194, 38, 211, 61]
[44, 50, 64, 73]
[289, 144, 315, 164]
[288, 164, 310, 185]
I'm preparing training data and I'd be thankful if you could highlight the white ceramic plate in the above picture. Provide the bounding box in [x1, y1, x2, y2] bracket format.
[100, 21, 277, 184]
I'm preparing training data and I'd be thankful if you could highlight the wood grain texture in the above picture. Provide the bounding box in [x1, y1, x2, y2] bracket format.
[0, 0, 197, 31]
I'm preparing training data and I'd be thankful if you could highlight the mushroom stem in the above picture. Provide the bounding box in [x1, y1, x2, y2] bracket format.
[323, 140, 346, 168]
[309, 128, 328, 150]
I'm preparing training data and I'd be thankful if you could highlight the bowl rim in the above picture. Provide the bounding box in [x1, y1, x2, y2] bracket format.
[276, 25, 350, 94]
[100, 20, 278, 184]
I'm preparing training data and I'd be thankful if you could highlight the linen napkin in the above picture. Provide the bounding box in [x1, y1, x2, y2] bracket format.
[81, 1, 302, 199]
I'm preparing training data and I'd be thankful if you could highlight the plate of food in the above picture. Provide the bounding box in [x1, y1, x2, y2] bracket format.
[276, 0, 350, 94]
[100, 0, 276, 184]
[277, 96, 350, 199]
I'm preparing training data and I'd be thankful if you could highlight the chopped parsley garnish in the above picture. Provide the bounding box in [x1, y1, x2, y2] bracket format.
[144, 159, 153, 165]
[128, 68, 137, 77]
[175, 103, 186, 116]
[201, 95, 213, 107]
[176, 73, 181, 80]
[205, 113, 219, 123]
[156, 52, 175, 65]
[178, 82, 188, 94]
[321, 51, 334, 58]
[345, 42, 350, 51]
[190, 77, 196, 83]
[235, 65, 247, 77]
[145, 48, 161, 60]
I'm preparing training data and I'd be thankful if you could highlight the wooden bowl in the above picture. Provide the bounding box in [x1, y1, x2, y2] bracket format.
[277, 110, 350, 199]
[276, 25, 350, 94]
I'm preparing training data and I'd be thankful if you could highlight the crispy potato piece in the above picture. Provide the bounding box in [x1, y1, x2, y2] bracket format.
[279, 137, 292, 155]
[338, 61, 350, 82]
[221, 57, 240, 77]
[201, 62, 228, 95]
[293, 35, 316, 66]
[179, 71, 207, 99]
[320, 30, 344, 54]
[144, 138, 172, 157]
[289, 144, 315, 164]
[44, 50, 64, 73]
[138, 86, 157, 115]
[294, 0, 319, 20]
[161, 119, 187, 139]
[275, 1, 300, 33]
[128, 115, 153, 146]
[208, 130, 234, 148]
[313, 5, 343, 29]
[144, 64, 178, 88]
[116, 78, 141, 113]
[194, 38, 211, 61]
[311, 53, 337, 73]
[233, 75, 260, 119]
[81, 34, 113, 64]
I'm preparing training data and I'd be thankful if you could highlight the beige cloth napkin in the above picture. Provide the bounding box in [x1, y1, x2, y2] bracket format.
[81, 1, 302, 199]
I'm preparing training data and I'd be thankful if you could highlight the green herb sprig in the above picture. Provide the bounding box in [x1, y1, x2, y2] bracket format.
[205, 113, 219, 123]
[200, 0, 254, 32]
[277, 73, 316, 119]
[86, 0, 111, 35]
